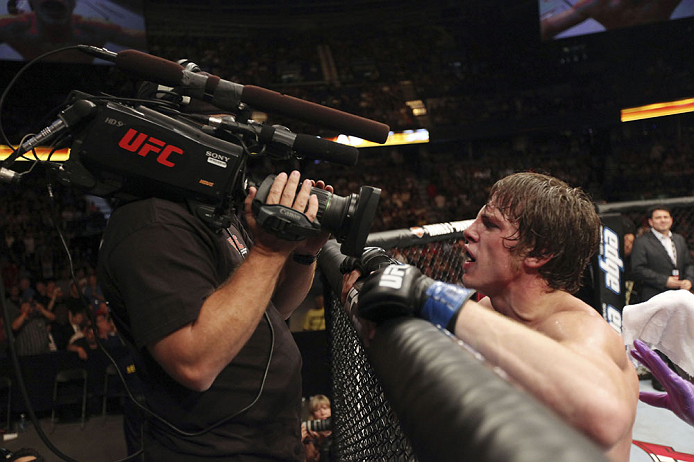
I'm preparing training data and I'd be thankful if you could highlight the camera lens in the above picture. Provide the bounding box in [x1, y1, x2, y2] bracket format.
[306, 418, 331, 432]
[310, 188, 356, 240]
[252, 174, 380, 257]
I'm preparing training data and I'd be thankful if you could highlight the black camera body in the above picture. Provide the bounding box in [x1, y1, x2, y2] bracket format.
[53, 96, 247, 229]
[48, 87, 380, 255]
[67, 101, 246, 204]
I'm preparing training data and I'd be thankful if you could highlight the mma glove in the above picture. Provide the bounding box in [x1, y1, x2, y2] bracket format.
[358, 264, 476, 332]
[631, 339, 694, 426]
[340, 246, 397, 274]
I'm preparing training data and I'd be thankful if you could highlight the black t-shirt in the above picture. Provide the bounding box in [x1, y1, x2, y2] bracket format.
[98, 198, 304, 461]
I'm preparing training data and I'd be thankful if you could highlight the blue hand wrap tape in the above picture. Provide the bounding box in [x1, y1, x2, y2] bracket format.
[420, 281, 475, 330]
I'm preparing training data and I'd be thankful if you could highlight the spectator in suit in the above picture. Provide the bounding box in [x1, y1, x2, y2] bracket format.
[630, 206, 694, 303]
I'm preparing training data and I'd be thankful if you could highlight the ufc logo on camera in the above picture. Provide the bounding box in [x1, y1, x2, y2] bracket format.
[118, 128, 183, 167]
[379, 265, 407, 289]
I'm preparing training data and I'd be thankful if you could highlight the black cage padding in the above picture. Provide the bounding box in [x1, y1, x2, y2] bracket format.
[369, 318, 609, 462]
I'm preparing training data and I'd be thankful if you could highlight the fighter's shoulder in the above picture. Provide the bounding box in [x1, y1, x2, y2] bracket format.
[542, 301, 599, 324]
[541, 299, 628, 363]
[539, 297, 615, 342]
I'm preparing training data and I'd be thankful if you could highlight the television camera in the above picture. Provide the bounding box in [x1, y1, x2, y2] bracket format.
[1, 46, 390, 256]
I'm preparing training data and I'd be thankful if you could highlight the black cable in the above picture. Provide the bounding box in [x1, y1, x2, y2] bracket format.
[0, 241, 80, 462]
[44, 181, 132, 461]
[44, 180, 142, 462]
[0, 45, 84, 152]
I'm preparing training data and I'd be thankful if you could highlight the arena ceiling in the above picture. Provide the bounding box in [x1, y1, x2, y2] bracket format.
[142, 0, 515, 37]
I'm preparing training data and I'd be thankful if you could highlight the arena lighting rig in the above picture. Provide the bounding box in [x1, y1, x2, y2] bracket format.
[621, 96, 694, 122]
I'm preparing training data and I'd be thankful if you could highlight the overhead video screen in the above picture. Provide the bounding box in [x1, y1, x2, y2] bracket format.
[539, 0, 694, 40]
[0, 0, 147, 62]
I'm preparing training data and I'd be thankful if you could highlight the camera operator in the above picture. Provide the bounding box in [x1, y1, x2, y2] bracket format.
[98, 170, 332, 461]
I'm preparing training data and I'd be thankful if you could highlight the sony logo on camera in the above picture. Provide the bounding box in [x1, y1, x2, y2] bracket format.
[205, 150, 230, 168]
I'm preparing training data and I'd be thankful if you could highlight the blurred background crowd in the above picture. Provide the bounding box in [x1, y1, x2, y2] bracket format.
[2, 1, 694, 335]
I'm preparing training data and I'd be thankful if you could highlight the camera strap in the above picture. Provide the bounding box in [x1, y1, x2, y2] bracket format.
[253, 203, 321, 241]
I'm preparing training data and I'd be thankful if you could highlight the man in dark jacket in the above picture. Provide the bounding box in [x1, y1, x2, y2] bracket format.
[630, 206, 694, 303]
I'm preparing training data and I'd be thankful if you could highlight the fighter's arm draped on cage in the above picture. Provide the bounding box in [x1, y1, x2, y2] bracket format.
[357, 262, 638, 461]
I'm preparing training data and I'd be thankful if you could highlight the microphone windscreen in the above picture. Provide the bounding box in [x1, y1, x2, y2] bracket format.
[294, 134, 359, 166]
[242, 85, 390, 144]
[115, 50, 184, 87]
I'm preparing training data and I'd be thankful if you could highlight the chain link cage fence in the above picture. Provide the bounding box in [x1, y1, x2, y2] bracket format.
[323, 293, 417, 461]
[321, 222, 471, 461]
[320, 196, 694, 461]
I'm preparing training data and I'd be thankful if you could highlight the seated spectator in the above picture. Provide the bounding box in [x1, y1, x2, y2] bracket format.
[67, 321, 112, 413]
[94, 308, 123, 351]
[33, 280, 50, 307]
[68, 322, 99, 361]
[302, 394, 333, 462]
[4, 285, 21, 314]
[18, 277, 34, 304]
[49, 301, 74, 351]
[62, 282, 85, 317]
[82, 274, 106, 311]
[9, 298, 55, 356]
[67, 304, 88, 345]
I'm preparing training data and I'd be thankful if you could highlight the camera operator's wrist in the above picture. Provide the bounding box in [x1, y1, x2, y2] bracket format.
[292, 250, 321, 266]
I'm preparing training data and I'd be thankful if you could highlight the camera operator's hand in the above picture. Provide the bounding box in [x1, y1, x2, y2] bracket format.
[244, 170, 331, 257]
[358, 264, 476, 332]
[293, 178, 333, 258]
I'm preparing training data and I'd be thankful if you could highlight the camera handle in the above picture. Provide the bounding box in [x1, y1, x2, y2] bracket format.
[252, 202, 321, 241]
[251, 174, 322, 241]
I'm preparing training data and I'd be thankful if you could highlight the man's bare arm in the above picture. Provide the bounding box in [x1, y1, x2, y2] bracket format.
[453, 304, 637, 449]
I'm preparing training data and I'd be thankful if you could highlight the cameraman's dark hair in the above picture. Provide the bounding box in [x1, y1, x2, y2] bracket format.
[488, 172, 600, 294]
